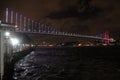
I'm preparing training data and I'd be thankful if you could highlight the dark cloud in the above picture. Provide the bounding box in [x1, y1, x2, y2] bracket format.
[46, 0, 102, 19]
[63, 25, 90, 34]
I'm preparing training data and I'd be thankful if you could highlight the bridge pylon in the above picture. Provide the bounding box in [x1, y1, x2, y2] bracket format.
[104, 30, 110, 45]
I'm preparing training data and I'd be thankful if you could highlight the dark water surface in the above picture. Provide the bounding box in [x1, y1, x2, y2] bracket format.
[14, 46, 120, 80]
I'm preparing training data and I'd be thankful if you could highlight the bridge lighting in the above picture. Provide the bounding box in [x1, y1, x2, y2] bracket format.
[15, 25, 18, 28]
[10, 38, 19, 46]
[15, 12, 18, 25]
[5, 31, 10, 37]
[10, 10, 13, 23]
[5, 8, 8, 23]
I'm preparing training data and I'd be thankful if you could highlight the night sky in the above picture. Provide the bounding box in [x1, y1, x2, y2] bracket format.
[0, 0, 120, 39]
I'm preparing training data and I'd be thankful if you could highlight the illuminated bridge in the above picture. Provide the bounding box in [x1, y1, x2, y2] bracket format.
[0, 8, 112, 43]
[0, 8, 115, 80]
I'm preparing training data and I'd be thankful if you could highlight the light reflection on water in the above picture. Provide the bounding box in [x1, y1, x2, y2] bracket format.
[13, 47, 120, 80]
[14, 50, 67, 80]
[14, 51, 36, 80]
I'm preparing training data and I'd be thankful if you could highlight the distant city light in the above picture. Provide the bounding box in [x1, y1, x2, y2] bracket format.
[109, 38, 115, 42]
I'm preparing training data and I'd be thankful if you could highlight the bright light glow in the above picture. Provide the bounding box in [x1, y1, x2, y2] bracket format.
[109, 38, 115, 42]
[5, 31, 10, 37]
[10, 38, 19, 46]
[78, 43, 82, 46]
[15, 25, 18, 28]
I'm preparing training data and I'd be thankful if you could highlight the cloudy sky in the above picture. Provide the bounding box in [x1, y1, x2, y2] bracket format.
[0, 0, 120, 39]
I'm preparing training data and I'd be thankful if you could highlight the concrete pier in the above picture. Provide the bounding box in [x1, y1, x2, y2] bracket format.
[0, 30, 5, 80]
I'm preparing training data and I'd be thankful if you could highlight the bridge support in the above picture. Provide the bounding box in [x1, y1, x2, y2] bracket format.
[0, 22, 15, 80]
[0, 30, 5, 80]
[104, 30, 110, 45]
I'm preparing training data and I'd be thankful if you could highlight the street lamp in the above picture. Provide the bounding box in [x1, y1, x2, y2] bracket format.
[10, 38, 19, 46]
[4, 31, 20, 52]
[10, 37, 20, 52]
[5, 31, 10, 37]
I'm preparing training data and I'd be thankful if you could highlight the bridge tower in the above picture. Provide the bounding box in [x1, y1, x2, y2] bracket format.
[104, 30, 110, 45]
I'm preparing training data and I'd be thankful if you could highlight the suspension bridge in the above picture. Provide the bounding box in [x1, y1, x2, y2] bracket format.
[0, 8, 111, 42]
[0, 8, 113, 80]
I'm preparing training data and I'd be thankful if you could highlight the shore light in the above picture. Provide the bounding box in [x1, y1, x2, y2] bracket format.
[10, 38, 19, 46]
[5, 31, 10, 37]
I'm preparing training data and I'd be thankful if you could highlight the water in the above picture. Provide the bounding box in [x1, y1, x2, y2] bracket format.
[14, 46, 120, 80]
